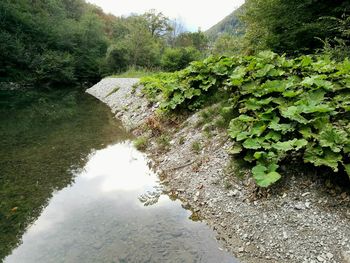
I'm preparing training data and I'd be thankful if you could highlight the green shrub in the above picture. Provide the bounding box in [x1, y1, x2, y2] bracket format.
[103, 44, 129, 74]
[140, 51, 350, 187]
[161, 47, 201, 72]
[32, 51, 76, 84]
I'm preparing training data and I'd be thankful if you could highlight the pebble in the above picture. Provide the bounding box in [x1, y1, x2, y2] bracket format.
[316, 255, 324, 262]
[326, 253, 333, 259]
[227, 190, 238, 197]
[295, 203, 305, 210]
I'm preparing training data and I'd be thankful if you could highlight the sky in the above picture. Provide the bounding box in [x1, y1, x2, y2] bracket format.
[86, 0, 245, 31]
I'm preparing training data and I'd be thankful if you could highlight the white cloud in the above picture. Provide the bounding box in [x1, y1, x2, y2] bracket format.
[86, 0, 245, 31]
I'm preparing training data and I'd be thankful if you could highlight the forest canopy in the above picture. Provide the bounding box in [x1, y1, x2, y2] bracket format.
[0, 0, 207, 85]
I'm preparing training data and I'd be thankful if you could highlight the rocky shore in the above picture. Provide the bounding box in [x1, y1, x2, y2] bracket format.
[87, 78, 350, 263]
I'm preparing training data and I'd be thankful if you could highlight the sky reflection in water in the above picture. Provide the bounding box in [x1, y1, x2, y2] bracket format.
[5, 142, 237, 263]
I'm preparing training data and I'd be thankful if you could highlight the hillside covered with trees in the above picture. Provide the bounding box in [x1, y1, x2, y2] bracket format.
[207, 0, 350, 58]
[205, 8, 243, 40]
[0, 0, 208, 86]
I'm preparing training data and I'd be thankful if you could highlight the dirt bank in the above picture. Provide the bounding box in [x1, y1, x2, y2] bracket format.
[87, 78, 350, 263]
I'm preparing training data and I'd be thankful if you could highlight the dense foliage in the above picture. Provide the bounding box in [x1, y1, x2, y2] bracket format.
[160, 47, 201, 72]
[0, 0, 108, 84]
[140, 51, 350, 187]
[207, 0, 350, 59]
[240, 0, 350, 55]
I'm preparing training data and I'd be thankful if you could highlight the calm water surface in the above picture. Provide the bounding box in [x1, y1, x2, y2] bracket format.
[0, 89, 237, 263]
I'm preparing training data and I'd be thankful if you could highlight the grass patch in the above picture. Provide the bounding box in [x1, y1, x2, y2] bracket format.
[134, 136, 148, 151]
[191, 141, 202, 154]
[156, 134, 171, 152]
[178, 136, 186, 145]
[131, 83, 139, 94]
[110, 67, 159, 78]
[223, 180, 233, 189]
[105, 86, 120, 97]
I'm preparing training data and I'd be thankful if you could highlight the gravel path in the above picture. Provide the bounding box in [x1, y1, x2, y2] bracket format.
[87, 78, 350, 263]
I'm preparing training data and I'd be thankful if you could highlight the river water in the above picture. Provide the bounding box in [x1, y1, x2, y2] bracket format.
[0, 89, 237, 263]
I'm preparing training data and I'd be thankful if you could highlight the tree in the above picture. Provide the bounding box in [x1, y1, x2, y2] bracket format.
[122, 15, 161, 68]
[175, 31, 208, 51]
[102, 44, 129, 74]
[240, 0, 350, 55]
[166, 18, 186, 47]
[319, 14, 350, 60]
[143, 9, 172, 38]
[0, 0, 109, 84]
[211, 33, 243, 56]
[74, 11, 108, 81]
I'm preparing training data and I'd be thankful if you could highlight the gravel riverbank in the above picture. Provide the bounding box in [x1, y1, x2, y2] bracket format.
[87, 78, 350, 263]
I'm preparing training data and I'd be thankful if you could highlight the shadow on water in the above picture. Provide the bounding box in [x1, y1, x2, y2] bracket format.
[0, 88, 237, 263]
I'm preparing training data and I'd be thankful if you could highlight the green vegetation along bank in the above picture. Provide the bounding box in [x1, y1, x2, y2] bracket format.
[140, 51, 350, 187]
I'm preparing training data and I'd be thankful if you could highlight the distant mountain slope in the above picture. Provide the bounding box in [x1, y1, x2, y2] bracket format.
[206, 7, 244, 40]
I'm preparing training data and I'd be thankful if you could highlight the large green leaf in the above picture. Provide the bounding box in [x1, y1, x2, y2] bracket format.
[299, 126, 314, 139]
[318, 125, 348, 153]
[265, 131, 282, 141]
[280, 106, 309, 124]
[230, 66, 247, 86]
[304, 148, 342, 172]
[301, 75, 333, 90]
[228, 118, 249, 139]
[243, 138, 264, 150]
[250, 122, 267, 136]
[272, 139, 307, 152]
[252, 164, 281, 187]
[238, 114, 255, 122]
[255, 80, 287, 97]
[241, 81, 259, 95]
[255, 64, 275, 78]
[268, 116, 294, 133]
[257, 51, 277, 60]
[228, 143, 243, 154]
